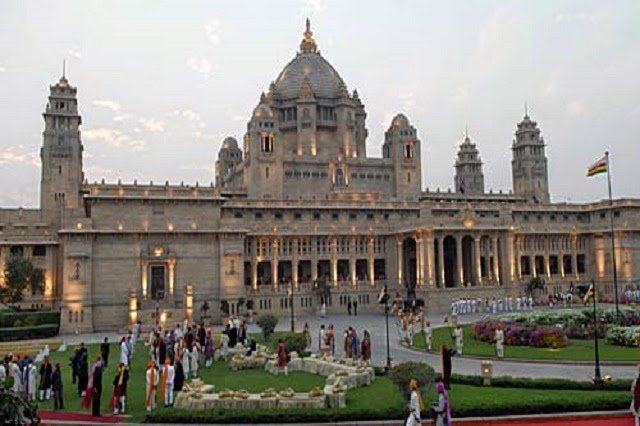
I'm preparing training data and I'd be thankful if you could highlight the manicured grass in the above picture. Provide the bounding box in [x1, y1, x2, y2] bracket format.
[40, 341, 325, 422]
[412, 326, 640, 361]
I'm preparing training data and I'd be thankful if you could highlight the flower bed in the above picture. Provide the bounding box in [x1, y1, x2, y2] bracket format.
[473, 319, 567, 348]
[605, 325, 640, 347]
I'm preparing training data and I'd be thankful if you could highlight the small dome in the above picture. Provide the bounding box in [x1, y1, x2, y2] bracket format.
[252, 103, 274, 119]
[389, 113, 410, 130]
[221, 137, 239, 150]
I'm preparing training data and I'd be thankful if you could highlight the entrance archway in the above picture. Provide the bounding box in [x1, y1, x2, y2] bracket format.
[461, 236, 475, 286]
[402, 237, 417, 291]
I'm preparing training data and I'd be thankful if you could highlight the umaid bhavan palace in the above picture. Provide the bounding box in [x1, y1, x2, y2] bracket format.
[1, 21, 639, 333]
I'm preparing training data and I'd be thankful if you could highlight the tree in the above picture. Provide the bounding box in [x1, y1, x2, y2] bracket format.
[1, 256, 44, 306]
[312, 279, 331, 304]
[256, 314, 278, 340]
[526, 277, 545, 297]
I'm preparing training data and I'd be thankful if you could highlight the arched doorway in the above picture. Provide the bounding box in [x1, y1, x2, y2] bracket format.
[402, 237, 417, 293]
[443, 236, 457, 288]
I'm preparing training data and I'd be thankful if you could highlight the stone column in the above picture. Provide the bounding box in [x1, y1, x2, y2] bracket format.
[506, 232, 515, 286]
[272, 239, 279, 290]
[292, 238, 299, 289]
[514, 236, 521, 281]
[474, 236, 482, 287]
[331, 237, 338, 287]
[492, 235, 500, 285]
[571, 237, 579, 279]
[251, 238, 258, 290]
[141, 260, 148, 299]
[397, 238, 403, 288]
[350, 236, 357, 288]
[438, 236, 445, 288]
[484, 241, 492, 282]
[168, 258, 175, 296]
[456, 235, 463, 287]
[415, 234, 423, 287]
[311, 258, 318, 282]
[531, 254, 537, 278]
[426, 233, 435, 288]
[544, 254, 551, 279]
[368, 237, 375, 287]
[559, 250, 565, 279]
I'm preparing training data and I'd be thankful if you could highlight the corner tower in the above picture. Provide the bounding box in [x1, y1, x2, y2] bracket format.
[511, 110, 549, 203]
[454, 132, 484, 195]
[40, 70, 84, 223]
[382, 114, 422, 199]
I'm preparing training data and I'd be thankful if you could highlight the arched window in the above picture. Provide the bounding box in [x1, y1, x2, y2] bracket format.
[261, 134, 274, 153]
[404, 143, 413, 159]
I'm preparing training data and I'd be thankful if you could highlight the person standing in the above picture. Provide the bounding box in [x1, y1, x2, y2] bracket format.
[39, 356, 53, 400]
[51, 363, 63, 410]
[353, 300, 358, 317]
[0, 361, 6, 389]
[347, 299, 352, 316]
[434, 381, 451, 426]
[161, 358, 175, 407]
[70, 348, 79, 385]
[277, 339, 289, 376]
[454, 324, 464, 356]
[319, 325, 326, 353]
[425, 321, 433, 352]
[10, 356, 22, 394]
[190, 342, 200, 378]
[26, 360, 37, 401]
[204, 330, 214, 368]
[631, 364, 640, 426]
[495, 323, 505, 359]
[405, 379, 424, 426]
[119, 337, 129, 369]
[100, 337, 110, 368]
[110, 362, 129, 414]
[440, 343, 455, 390]
[78, 343, 89, 397]
[173, 357, 185, 393]
[91, 355, 103, 417]
[361, 330, 371, 365]
[146, 360, 159, 412]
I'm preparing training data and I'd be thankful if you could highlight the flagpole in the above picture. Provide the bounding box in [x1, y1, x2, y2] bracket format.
[592, 279, 603, 389]
[605, 151, 620, 316]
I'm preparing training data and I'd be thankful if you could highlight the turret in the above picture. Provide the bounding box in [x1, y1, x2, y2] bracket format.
[454, 131, 484, 195]
[511, 109, 550, 203]
[383, 113, 422, 199]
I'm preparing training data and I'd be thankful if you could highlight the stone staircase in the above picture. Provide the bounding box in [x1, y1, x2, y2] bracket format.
[0, 337, 63, 357]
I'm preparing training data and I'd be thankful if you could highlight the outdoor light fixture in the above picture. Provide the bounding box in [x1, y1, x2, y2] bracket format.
[481, 361, 493, 386]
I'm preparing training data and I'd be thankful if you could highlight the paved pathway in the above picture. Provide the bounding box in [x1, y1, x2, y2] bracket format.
[57, 308, 639, 381]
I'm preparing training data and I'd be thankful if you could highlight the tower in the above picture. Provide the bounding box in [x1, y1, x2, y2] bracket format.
[382, 114, 422, 199]
[40, 69, 84, 223]
[454, 131, 484, 195]
[215, 136, 244, 191]
[511, 110, 549, 203]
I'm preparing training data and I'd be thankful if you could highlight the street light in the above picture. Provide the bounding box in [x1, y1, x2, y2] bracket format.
[591, 279, 603, 389]
[289, 285, 295, 333]
[378, 285, 391, 369]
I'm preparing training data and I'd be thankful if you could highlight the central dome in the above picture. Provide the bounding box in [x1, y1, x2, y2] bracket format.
[273, 20, 347, 100]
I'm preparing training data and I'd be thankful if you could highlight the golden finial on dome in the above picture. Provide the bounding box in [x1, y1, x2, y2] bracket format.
[299, 18, 318, 54]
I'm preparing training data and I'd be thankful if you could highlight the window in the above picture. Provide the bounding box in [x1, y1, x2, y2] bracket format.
[349, 213, 357, 220]
[261, 134, 274, 153]
[10, 246, 23, 257]
[404, 143, 414, 159]
[255, 212, 263, 219]
[234, 211, 243, 219]
[149, 265, 165, 300]
[294, 212, 302, 220]
[331, 212, 339, 220]
[313, 212, 321, 220]
[274, 212, 283, 220]
[265, 167, 269, 179]
[366, 213, 374, 220]
[33, 245, 46, 257]
[58, 166, 62, 174]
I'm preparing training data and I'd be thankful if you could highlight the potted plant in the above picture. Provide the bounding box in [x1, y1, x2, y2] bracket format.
[246, 299, 255, 323]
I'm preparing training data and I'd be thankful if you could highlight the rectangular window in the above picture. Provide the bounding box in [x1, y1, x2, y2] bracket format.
[349, 213, 357, 220]
[255, 212, 263, 219]
[294, 212, 302, 220]
[275, 212, 283, 220]
[234, 211, 243, 219]
[331, 212, 339, 220]
[313, 212, 321, 220]
[577, 254, 586, 274]
[32, 245, 46, 257]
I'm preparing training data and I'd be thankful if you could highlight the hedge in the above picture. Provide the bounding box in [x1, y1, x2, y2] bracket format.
[0, 310, 60, 328]
[448, 374, 632, 391]
[0, 324, 59, 341]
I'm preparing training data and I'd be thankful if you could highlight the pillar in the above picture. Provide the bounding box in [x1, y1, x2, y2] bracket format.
[438, 236, 445, 288]
[456, 235, 463, 287]
[311, 258, 318, 282]
[426, 233, 435, 288]
[185, 284, 193, 321]
[531, 254, 537, 278]
[514, 236, 521, 281]
[272, 239, 279, 290]
[474, 236, 482, 287]
[544, 254, 551, 279]
[168, 258, 175, 296]
[141, 261, 148, 298]
[416, 234, 423, 287]
[350, 237, 357, 288]
[571, 237, 579, 279]
[251, 260, 258, 290]
[128, 288, 138, 325]
[506, 232, 515, 285]
[368, 237, 375, 287]
[397, 238, 403, 287]
[492, 235, 500, 285]
[292, 238, 299, 289]
[331, 237, 338, 287]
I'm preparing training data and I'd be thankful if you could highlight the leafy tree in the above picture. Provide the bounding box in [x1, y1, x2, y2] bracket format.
[388, 361, 436, 401]
[256, 314, 278, 340]
[1, 256, 44, 306]
[312, 279, 331, 304]
[0, 388, 40, 424]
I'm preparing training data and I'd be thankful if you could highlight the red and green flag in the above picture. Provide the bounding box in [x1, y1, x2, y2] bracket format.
[586, 155, 607, 177]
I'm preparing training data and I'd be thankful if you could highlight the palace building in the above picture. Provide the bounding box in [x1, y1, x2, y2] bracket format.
[1, 21, 639, 333]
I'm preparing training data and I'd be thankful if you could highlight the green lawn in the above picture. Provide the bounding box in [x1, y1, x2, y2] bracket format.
[412, 325, 640, 361]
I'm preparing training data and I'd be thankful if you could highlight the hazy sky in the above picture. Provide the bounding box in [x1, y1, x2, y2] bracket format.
[1, 0, 639, 207]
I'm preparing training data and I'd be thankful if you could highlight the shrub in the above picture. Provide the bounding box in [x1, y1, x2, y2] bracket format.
[0, 324, 59, 341]
[280, 332, 309, 357]
[606, 325, 640, 347]
[388, 361, 435, 400]
[474, 319, 567, 348]
[529, 327, 568, 349]
[256, 314, 278, 340]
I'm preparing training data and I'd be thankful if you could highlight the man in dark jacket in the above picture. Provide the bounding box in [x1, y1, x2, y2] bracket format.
[91, 356, 103, 417]
[100, 337, 110, 368]
[51, 363, 63, 410]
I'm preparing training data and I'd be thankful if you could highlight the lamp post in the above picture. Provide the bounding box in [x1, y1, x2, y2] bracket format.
[378, 285, 392, 369]
[289, 285, 295, 333]
[592, 279, 603, 388]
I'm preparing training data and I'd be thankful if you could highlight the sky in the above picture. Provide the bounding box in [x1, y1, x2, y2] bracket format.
[1, 0, 639, 207]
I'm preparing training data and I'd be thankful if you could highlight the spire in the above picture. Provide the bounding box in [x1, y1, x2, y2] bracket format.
[299, 18, 318, 54]
[524, 101, 529, 118]
[59, 59, 69, 86]
[465, 125, 469, 141]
